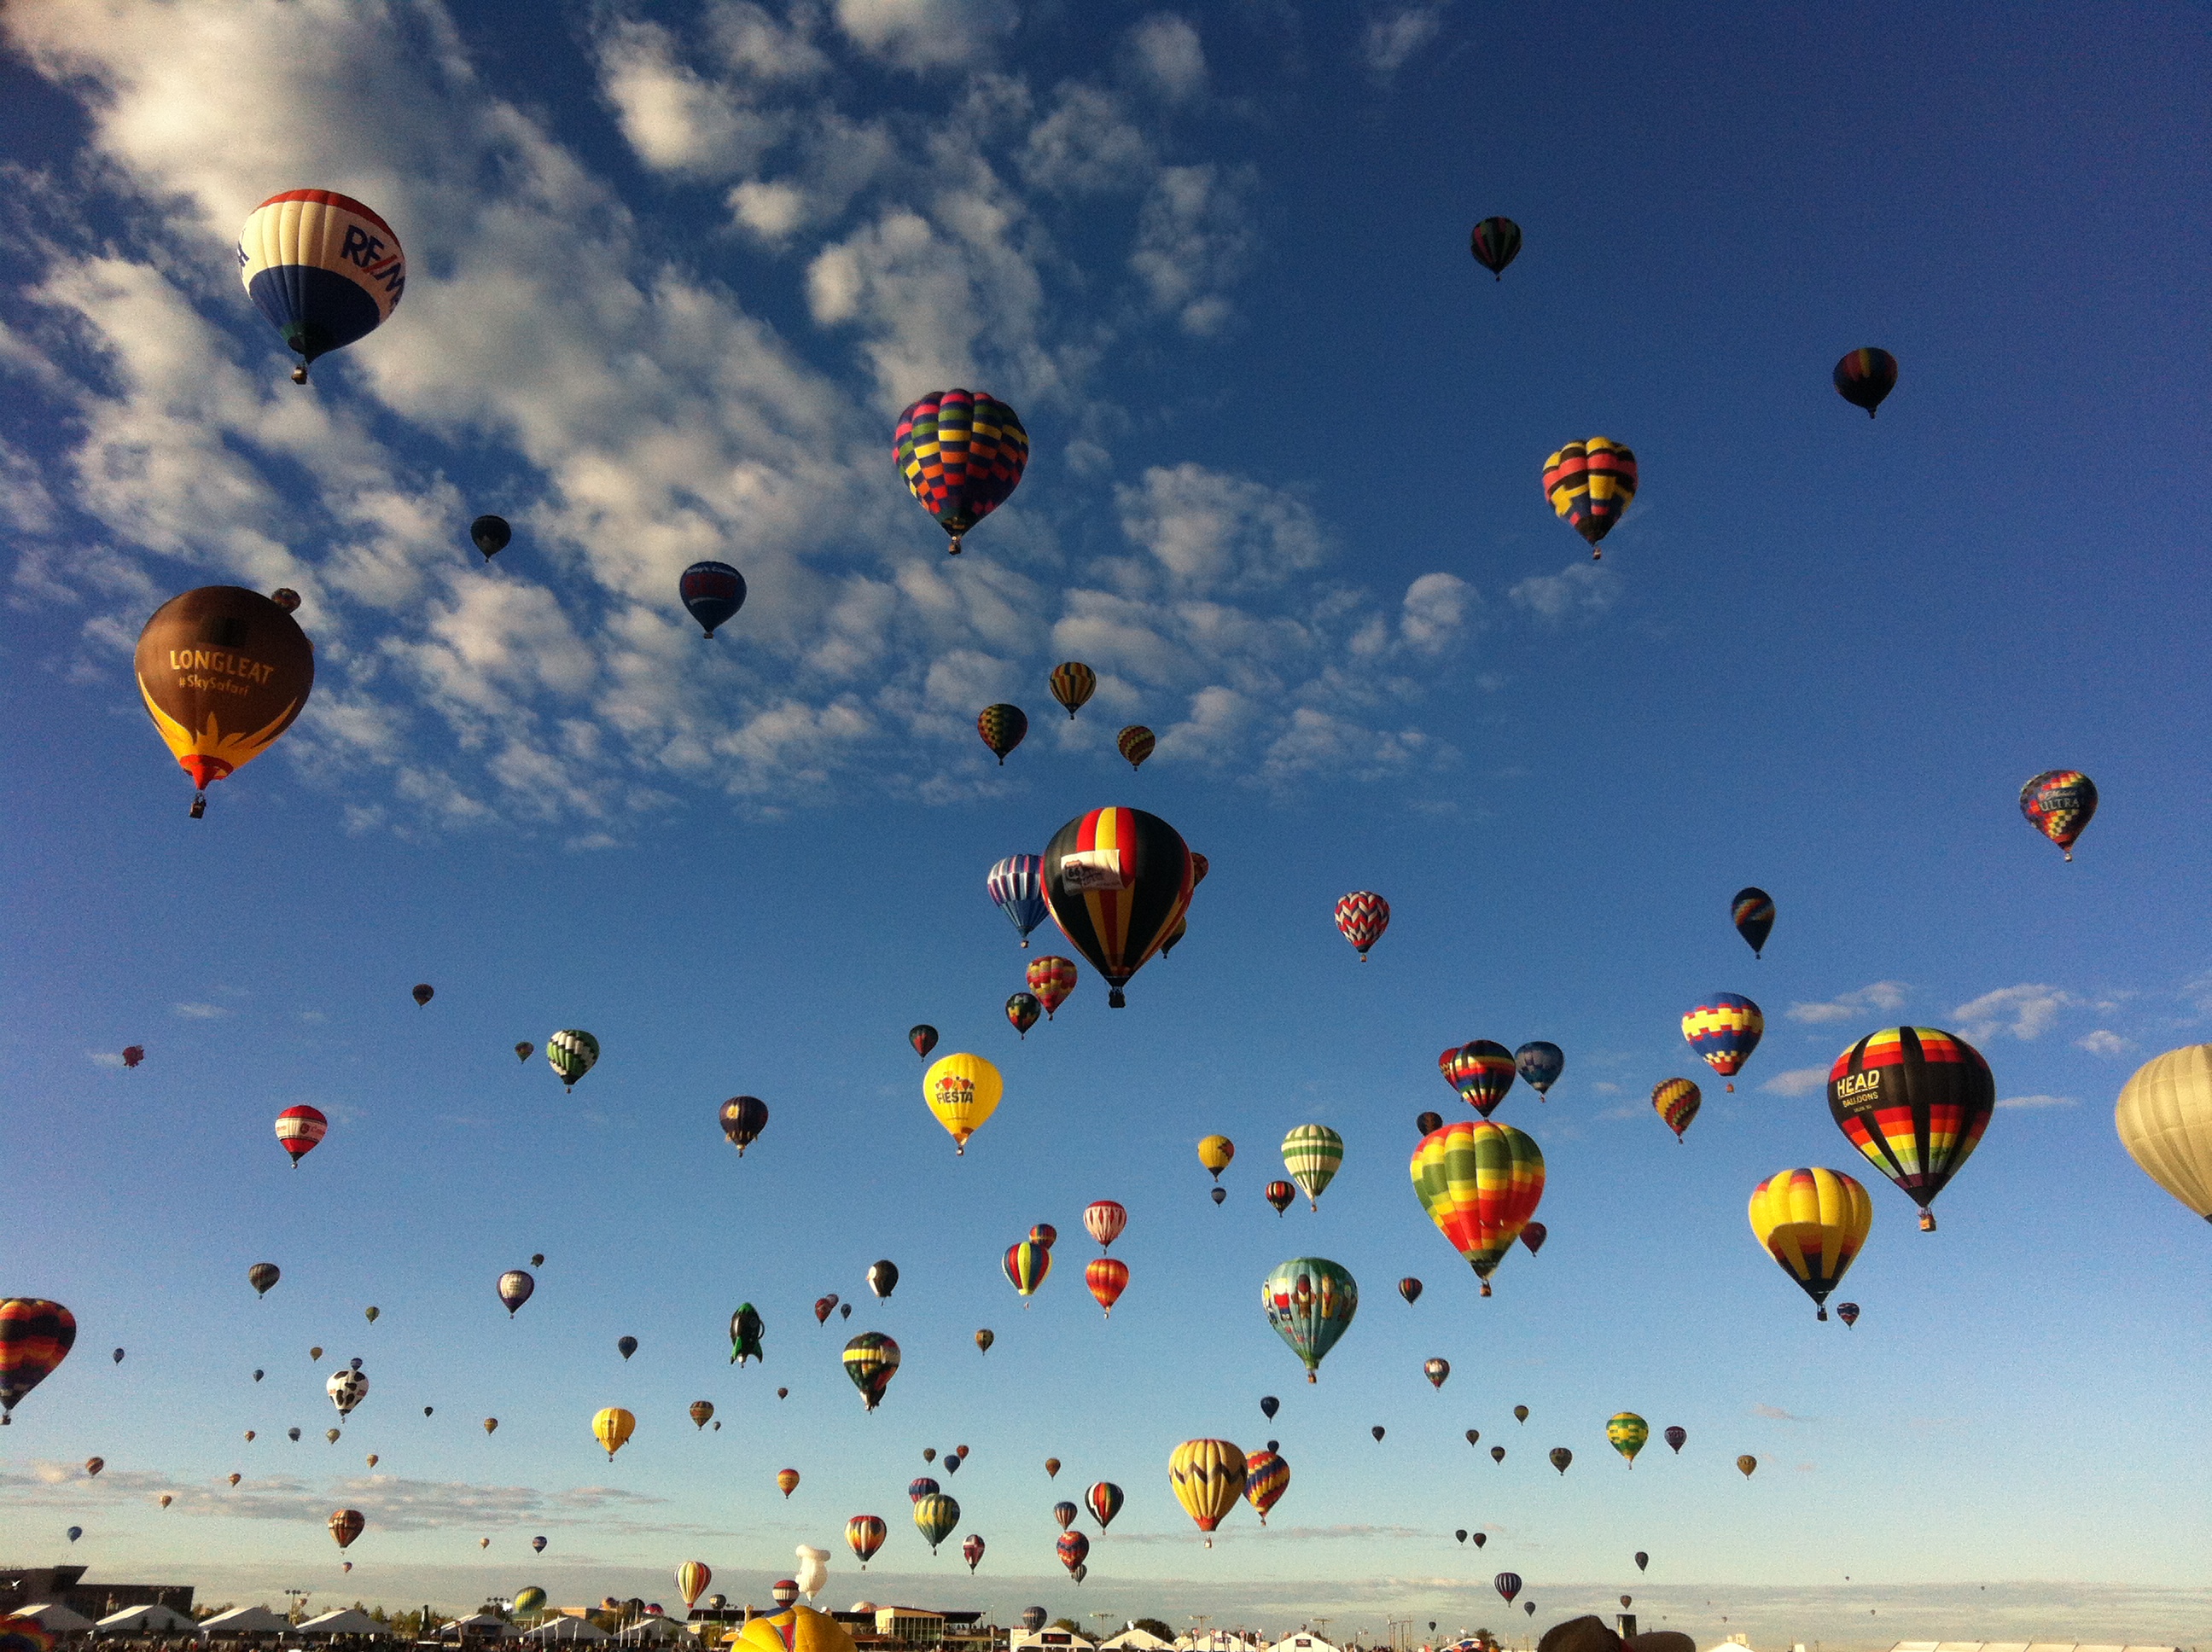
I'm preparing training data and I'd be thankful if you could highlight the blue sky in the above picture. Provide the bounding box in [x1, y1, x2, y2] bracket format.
[3, 1, 2209, 1646]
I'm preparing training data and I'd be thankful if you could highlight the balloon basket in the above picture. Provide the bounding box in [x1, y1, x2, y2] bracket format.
[1918, 1209, 1936, 1232]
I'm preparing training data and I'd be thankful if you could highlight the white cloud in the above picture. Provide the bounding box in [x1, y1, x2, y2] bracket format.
[1788, 981, 1911, 1024]
[833, 0, 1016, 71]
[596, 18, 785, 177]
[1761, 1066, 1829, 1097]
[1998, 1093, 2077, 1109]
[87, 1050, 128, 1069]
[729, 178, 813, 241]
[1021, 84, 1154, 195]
[1507, 558, 1615, 621]
[1115, 462, 1327, 590]
[1129, 15, 1206, 102]
[707, 1, 832, 83]
[2076, 1028, 2132, 1057]
[1953, 983, 2073, 1042]
[1362, 4, 1447, 79]
[1396, 572, 1476, 654]
[1130, 163, 1254, 334]
[172, 1003, 229, 1020]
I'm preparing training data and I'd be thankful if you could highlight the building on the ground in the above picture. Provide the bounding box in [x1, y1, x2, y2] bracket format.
[0, 1568, 195, 1621]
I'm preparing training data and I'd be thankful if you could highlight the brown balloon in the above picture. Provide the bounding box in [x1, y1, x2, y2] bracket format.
[134, 586, 315, 816]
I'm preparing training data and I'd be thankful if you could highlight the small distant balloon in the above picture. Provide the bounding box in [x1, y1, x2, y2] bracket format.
[1416, 1110, 1442, 1135]
[1398, 1277, 1423, 1305]
[1737, 1454, 1758, 1479]
[977, 704, 1027, 765]
[1260, 1396, 1279, 1419]
[1334, 891, 1389, 959]
[1732, 887, 1775, 957]
[975, 1329, 993, 1353]
[469, 516, 511, 560]
[1550, 1447, 1572, 1474]
[412, 984, 434, 1007]
[910, 1025, 940, 1060]
[1265, 1180, 1295, 1214]
[2021, 770, 2098, 860]
[1371, 1426, 1385, 1442]
[1116, 724, 1155, 770]
[1832, 348, 1898, 417]
[1521, 1222, 1547, 1254]
[1470, 217, 1522, 279]
[121, 1046, 144, 1068]
[678, 561, 748, 638]
[1665, 1426, 1686, 1453]
[515, 1042, 533, 1063]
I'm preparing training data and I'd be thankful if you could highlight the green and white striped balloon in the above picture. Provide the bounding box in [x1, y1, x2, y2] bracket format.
[1281, 1124, 1345, 1210]
[547, 1028, 600, 1091]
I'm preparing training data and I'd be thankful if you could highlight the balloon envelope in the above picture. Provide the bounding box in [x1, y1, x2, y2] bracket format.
[679, 562, 747, 637]
[894, 390, 1028, 554]
[1261, 1257, 1358, 1382]
[1515, 1041, 1564, 1096]
[237, 190, 405, 379]
[987, 856, 1049, 946]
[923, 1054, 1002, 1154]
[1731, 887, 1775, 956]
[1411, 1120, 1545, 1294]
[1832, 347, 1898, 416]
[1043, 807, 1193, 1007]
[2116, 1044, 2212, 1220]
[1827, 1027, 1995, 1229]
[2021, 770, 2098, 859]
[1748, 1167, 1872, 1318]
[1168, 1438, 1246, 1544]
[136, 586, 315, 808]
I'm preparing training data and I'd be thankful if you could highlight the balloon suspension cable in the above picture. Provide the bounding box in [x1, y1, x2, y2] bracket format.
[190, 792, 207, 818]
[1918, 1208, 1936, 1232]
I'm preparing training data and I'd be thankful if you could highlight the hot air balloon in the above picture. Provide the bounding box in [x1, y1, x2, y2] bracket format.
[65, 1528, 80, 1544]
[237, 189, 404, 382]
[1004, 1241, 1051, 1301]
[1521, 1221, 1547, 1254]
[868, 1260, 899, 1300]
[1168, 1439, 1246, 1545]
[1083, 1201, 1126, 1248]
[1051, 1500, 1078, 1531]
[987, 856, 1050, 948]
[592, 1407, 636, 1459]
[515, 1590, 546, 1617]
[923, 1053, 1003, 1155]
[275, 1105, 328, 1166]
[1490, 1446, 1505, 1463]
[1057, 1531, 1089, 1578]
[1833, 348, 1898, 417]
[83, 1457, 102, 1476]
[2021, 771, 2097, 860]
[325, 1428, 341, 1443]
[1116, 726, 1155, 771]
[776, 1469, 801, 1498]
[1005, 992, 1041, 1039]
[845, 1516, 884, 1568]
[121, 1046, 144, 1068]
[1334, 892, 1389, 959]
[136, 584, 318, 820]
[1411, 1119, 1546, 1295]
[1548, 1447, 1573, 1474]
[1828, 1027, 1996, 1230]
[158, 1494, 172, 1509]
[1282, 1124, 1344, 1209]
[483, 1417, 497, 1433]
[842, 1333, 899, 1410]
[909, 1025, 940, 1061]
[1515, 1041, 1564, 1099]
[730, 1304, 765, 1364]
[814, 1296, 837, 1326]
[679, 562, 747, 638]
[515, 1042, 534, 1063]
[498, 1271, 534, 1316]
[463, 515, 511, 562]
[720, 1096, 770, 1157]
[327, 1509, 364, 1550]
[1234, 1447, 1288, 1524]
[1651, 1078, 1703, 1143]
[1265, 1181, 1295, 1214]
[1045, 1457, 1061, 1479]
[1543, 438, 1638, 557]
[1423, 1358, 1449, 1389]
[311, 1347, 323, 1361]
[910, 1475, 940, 1503]
[1683, 994, 1762, 1091]
[1837, 1302, 1860, 1327]
[411, 983, 434, 1008]
[1085, 1258, 1128, 1317]
[226, 1475, 240, 1486]
[1042, 806, 1193, 1007]
[1736, 1455, 1758, 1479]
[1441, 1042, 1517, 1117]
[1494, 1574, 1521, 1605]
[1732, 887, 1775, 957]
[894, 389, 1028, 554]
[1470, 217, 1521, 280]
[977, 703, 1029, 765]
[1464, 1428, 1478, 1446]
[110, 1348, 123, 1364]
[364, 1306, 380, 1323]
[326, 1369, 367, 1416]
[1261, 1257, 1358, 1382]
[249, 1264, 281, 1297]
[1021, 1611, 1045, 1635]
[1049, 662, 1097, 719]
[616, 1335, 638, 1361]
[1664, 1426, 1685, 1452]
[1398, 1277, 1423, 1305]
[1199, 1136, 1235, 1180]
[685, 1400, 714, 1430]
[1748, 1167, 1872, 1320]
[2115, 1044, 2212, 1221]
[912, 1493, 959, 1553]
[1027, 956, 1078, 1020]
[975, 1329, 993, 1353]
[533, 1536, 548, 1554]
[548, 1030, 599, 1091]
[1081, 1481, 1123, 1531]
[1416, 1110, 1442, 1135]
[963, 1534, 985, 1573]
[1607, 1414, 1649, 1467]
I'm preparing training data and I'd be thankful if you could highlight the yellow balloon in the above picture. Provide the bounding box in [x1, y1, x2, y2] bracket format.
[591, 1406, 636, 1460]
[736, 1608, 856, 1652]
[1167, 1438, 1246, 1547]
[1746, 1167, 1871, 1321]
[923, 1053, 1002, 1155]
[2116, 1044, 2212, 1221]
[1197, 1134, 1234, 1179]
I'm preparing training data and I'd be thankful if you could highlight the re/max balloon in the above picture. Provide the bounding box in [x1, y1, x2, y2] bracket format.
[237, 190, 405, 382]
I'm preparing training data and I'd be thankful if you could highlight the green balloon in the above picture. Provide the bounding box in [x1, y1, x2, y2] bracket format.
[1261, 1256, 1358, 1382]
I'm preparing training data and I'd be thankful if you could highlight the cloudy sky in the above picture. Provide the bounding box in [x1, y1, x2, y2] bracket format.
[3, 1, 2209, 1647]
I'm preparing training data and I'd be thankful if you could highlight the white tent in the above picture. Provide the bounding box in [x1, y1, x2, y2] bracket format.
[613, 1621, 695, 1645]
[1267, 1636, 1341, 1652]
[522, 1623, 610, 1643]
[97, 1605, 203, 1637]
[200, 1607, 294, 1637]
[440, 1614, 514, 1640]
[297, 1610, 393, 1637]
[19, 1604, 96, 1636]
[1103, 1634, 1175, 1652]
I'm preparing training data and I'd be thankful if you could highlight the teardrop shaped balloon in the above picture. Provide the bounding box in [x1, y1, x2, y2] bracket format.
[1167, 1438, 1245, 1547]
[1333, 891, 1389, 959]
[1115, 725, 1155, 771]
[1056, 1529, 1088, 1577]
[1043, 806, 1193, 1007]
[1416, 1111, 1443, 1135]
[1654, 1078, 1703, 1142]
[977, 704, 1028, 765]
[2020, 770, 2097, 860]
[1083, 1200, 1127, 1249]
[249, 1264, 281, 1296]
[1423, 1358, 1449, 1389]
[1732, 887, 1775, 956]
[591, 1407, 635, 1459]
[616, 1335, 637, 1361]
[469, 515, 509, 560]
[1494, 1573, 1521, 1605]
[1470, 217, 1522, 280]
[1084, 1257, 1128, 1317]
[1837, 1301, 1860, 1327]
[1827, 1027, 1995, 1230]
[1241, 1451, 1288, 1524]
[1441, 1041, 1517, 1117]
[1747, 1167, 1872, 1319]
[237, 190, 405, 382]
[1198, 1135, 1235, 1180]
[841, 1333, 899, 1411]
[1683, 994, 1762, 1091]
[1542, 437, 1638, 558]
[1264, 1180, 1295, 1214]
[1411, 1119, 1545, 1295]
[1051, 1500, 1077, 1531]
[1027, 955, 1078, 1020]
[498, 1270, 535, 1317]
[986, 855, 1049, 947]
[1003, 1241, 1051, 1300]
[411, 984, 434, 1007]
[515, 1041, 534, 1063]
[1514, 1041, 1564, 1098]
[1049, 662, 1097, 719]
[1520, 1221, 1547, 1254]
[1548, 1447, 1572, 1475]
[1045, 1457, 1061, 1479]
[909, 1024, 940, 1061]
[1398, 1277, 1423, 1305]
[1261, 1256, 1359, 1382]
[776, 1469, 800, 1498]
[719, 1096, 770, 1157]
[1832, 347, 1898, 417]
[1635, 1552, 1649, 1572]
[1490, 1446, 1505, 1463]
[1260, 1396, 1279, 1420]
[135, 585, 318, 818]
[1004, 992, 1040, 1039]
[328, 1508, 364, 1550]
[894, 389, 1028, 555]
[1514, 1405, 1528, 1422]
[923, 1053, 1003, 1155]
[975, 1329, 993, 1353]
[962, 1534, 985, 1573]
[1282, 1124, 1344, 1209]
[275, 1105, 328, 1166]
[547, 1029, 599, 1091]
[1607, 1413, 1649, 1466]
[2115, 1044, 2212, 1221]
[678, 561, 747, 638]
[845, 1515, 885, 1568]
[1664, 1425, 1686, 1453]
[1737, 1454, 1758, 1479]
[694, 1400, 719, 1432]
